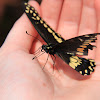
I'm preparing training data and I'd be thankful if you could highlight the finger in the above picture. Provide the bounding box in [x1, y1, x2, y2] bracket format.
[1, 1, 40, 52]
[79, 0, 97, 34]
[95, 0, 100, 64]
[78, 0, 97, 59]
[41, 0, 64, 30]
[57, 0, 82, 39]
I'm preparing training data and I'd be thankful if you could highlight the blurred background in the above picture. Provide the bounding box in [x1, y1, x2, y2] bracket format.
[0, 0, 42, 47]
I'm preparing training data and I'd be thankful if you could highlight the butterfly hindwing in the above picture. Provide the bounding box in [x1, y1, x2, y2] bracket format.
[57, 53, 95, 75]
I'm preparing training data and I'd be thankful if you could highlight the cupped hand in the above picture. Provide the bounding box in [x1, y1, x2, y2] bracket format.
[0, 0, 100, 100]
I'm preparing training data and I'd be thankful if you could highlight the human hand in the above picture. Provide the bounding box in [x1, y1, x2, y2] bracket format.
[0, 0, 100, 100]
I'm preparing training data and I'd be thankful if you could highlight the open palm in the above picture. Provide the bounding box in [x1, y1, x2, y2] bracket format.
[0, 0, 100, 100]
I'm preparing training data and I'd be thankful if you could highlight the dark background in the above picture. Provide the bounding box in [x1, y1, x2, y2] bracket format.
[0, 0, 42, 47]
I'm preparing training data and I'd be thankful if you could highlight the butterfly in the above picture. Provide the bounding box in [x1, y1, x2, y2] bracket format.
[24, 2, 100, 76]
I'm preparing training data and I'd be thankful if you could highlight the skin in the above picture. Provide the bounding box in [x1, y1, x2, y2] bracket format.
[0, 0, 100, 100]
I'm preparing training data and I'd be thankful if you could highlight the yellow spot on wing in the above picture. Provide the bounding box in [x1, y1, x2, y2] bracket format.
[44, 23, 48, 28]
[89, 59, 94, 62]
[80, 45, 87, 48]
[69, 56, 82, 71]
[31, 17, 37, 20]
[30, 10, 33, 13]
[70, 57, 77, 62]
[47, 28, 53, 33]
[84, 39, 93, 44]
[79, 38, 83, 42]
[25, 10, 29, 13]
[84, 74, 87, 76]
[72, 56, 78, 59]
[85, 35, 90, 37]
[26, 6, 29, 10]
[90, 62, 94, 66]
[67, 52, 74, 55]
[33, 13, 36, 16]
[35, 10, 37, 13]
[36, 16, 40, 20]
[79, 71, 82, 74]
[52, 32, 55, 36]
[77, 48, 84, 52]
[86, 40, 92, 42]
[24, 3, 28, 5]
[76, 52, 83, 55]
[85, 69, 88, 73]
[31, 7, 34, 10]
[28, 5, 30, 7]
[53, 35, 63, 43]
[90, 38, 96, 40]
[70, 56, 82, 66]
[74, 63, 78, 67]
[40, 20, 43, 24]
[69, 63, 75, 69]
[52, 32, 63, 43]
[83, 43, 89, 46]
[47, 47, 50, 49]
[84, 40, 91, 43]
[88, 66, 93, 71]
[57, 33, 62, 37]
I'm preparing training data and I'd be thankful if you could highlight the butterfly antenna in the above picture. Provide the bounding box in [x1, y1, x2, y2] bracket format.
[42, 54, 49, 70]
[26, 31, 43, 43]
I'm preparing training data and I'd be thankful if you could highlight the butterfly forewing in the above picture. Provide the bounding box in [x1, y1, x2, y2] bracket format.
[56, 33, 100, 56]
[24, 2, 64, 44]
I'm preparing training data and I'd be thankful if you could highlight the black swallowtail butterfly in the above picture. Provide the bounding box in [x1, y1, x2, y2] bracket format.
[24, 2, 100, 76]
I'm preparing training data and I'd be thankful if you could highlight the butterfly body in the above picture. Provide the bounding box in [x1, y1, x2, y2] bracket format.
[24, 2, 100, 76]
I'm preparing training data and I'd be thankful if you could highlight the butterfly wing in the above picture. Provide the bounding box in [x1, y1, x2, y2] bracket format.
[24, 2, 64, 44]
[24, 3, 97, 75]
[56, 33, 100, 56]
[57, 53, 95, 75]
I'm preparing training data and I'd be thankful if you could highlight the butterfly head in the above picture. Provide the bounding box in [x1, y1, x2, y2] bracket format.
[42, 44, 55, 55]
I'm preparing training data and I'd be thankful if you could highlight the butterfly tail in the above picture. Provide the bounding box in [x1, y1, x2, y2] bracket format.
[69, 56, 96, 75]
